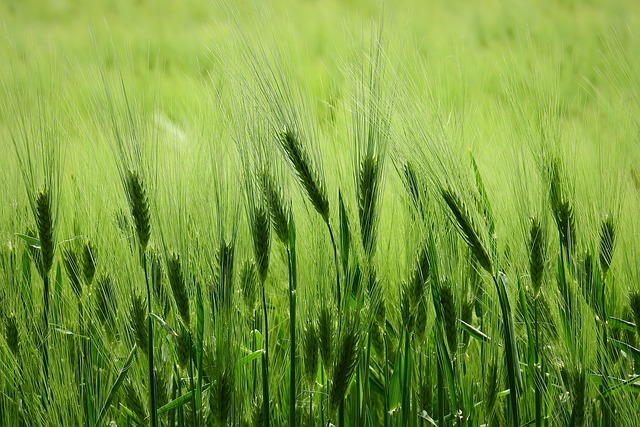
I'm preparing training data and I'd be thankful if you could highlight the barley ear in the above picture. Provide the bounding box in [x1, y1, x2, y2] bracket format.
[211, 367, 234, 427]
[129, 294, 149, 356]
[123, 379, 148, 422]
[240, 259, 258, 310]
[329, 315, 360, 415]
[318, 305, 335, 374]
[63, 248, 82, 299]
[529, 216, 546, 297]
[440, 279, 458, 357]
[36, 189, 55, 274]
[629, 291, 640, 338]
[5, 315, 19, 357]
[302, 318, 319, 384]
[485, 360, 499, 423]
[569, 368, 586, 427]
[167, 252, 190, 327]
[126, 170, 151, 251]
[441, 188, 492, 274]
[252, 206, 271, 284]
[357, 152, 382, 256]
[82, 239, 96, 285]
[279, 128, 329, 222]
[260, 169, 290, 246]
[598, 214, 615, 275]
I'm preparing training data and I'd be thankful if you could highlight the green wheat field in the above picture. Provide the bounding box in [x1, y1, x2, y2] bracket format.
[1, 0, 640, 426]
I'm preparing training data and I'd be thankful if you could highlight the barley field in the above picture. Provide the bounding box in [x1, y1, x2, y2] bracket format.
[1, 0, 640, 426]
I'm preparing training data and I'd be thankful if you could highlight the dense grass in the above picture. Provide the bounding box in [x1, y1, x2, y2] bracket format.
[2, 1, 640, 426]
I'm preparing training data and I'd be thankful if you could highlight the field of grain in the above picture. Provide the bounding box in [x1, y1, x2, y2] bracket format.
[1, 1, 640, 426]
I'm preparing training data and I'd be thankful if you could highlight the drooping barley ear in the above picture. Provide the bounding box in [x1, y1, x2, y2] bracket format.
[569, 368, 585, 427]
[303, 318, 319, 384]
[123, 379, 148, 422]
[529, 216, 546, 297]
[211, 368, 234, 427]
[36, 189, 55, 274]
[441, 188, 493, 274]
[278, 128, 329, 222]
[357, 152, 382, 257]
[329, 315, 360, 415]
[167, 252, 190, 327]
[63, 248, 82, 299]
[130, 294, 149, 356]
[82, 240, 96, 285]
[318, 305, 335, 374]
[5, 315, 19, 357]
[125, 170, 151, 252]
[629, 291, 640, 338]
[240, 259, 258, 310]
[440, 280, 458, 357]
[252, 206, 271, 284]
[260, 169, 290, 245]
[598, 215, 615, 275]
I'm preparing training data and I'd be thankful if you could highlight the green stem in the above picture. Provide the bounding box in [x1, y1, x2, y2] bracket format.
[384, 332, 390, 427]
[402, 332, 411, 427]
[437, 360, 444, 427]
[142, 251, 158, 427]
[43, 272, 50, 380]
[261, 282, 270, 427]
[535, 299, 542, 427]
[288, 226, 297, 427]
[252, 309, 258, 401]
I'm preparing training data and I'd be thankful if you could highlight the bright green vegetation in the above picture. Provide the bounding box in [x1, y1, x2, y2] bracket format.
[1, 0, 640, 426]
